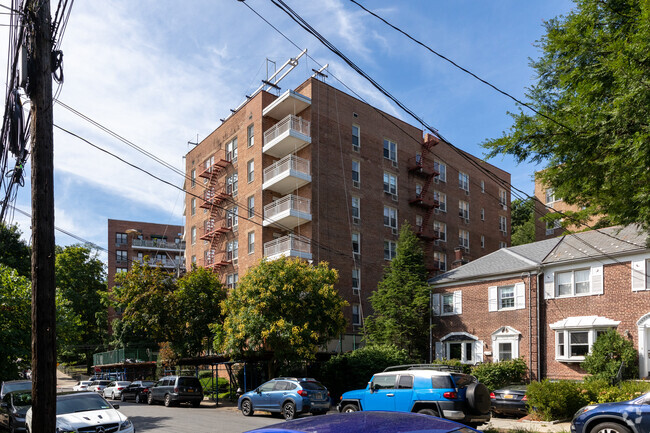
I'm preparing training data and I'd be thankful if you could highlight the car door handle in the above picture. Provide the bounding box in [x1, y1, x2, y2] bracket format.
[386, 393, 395, 397]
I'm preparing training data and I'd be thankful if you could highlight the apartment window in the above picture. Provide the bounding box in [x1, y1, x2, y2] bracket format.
[248, 231, 255, 254]
[226, 137, 238, 163]
[352, 197, 360, 223]
[480, 208, 485, 221]
[352, 268, 360, 292]
[481, 235, 485, 248]
[227, 207, 239, 231]
[500, 241, 507, 249]
[459, 229, 469, 250]
[227, 240, 239, 260]
[352, 232, 360, 258]
[116, 267, 127, 274]
[227, 273, 239, 289]
[383, 172, 397, 195]
[434, 160, 446, 182]
[459, 172, 469, 191]
[116, 250, 127, 263]
[433, 251, 446, 271]
[499, 285, 515, 309]
[191, 169, 196, 188]
[481, 180, 485, 193]
[459, 200, 469, 220]
[489, 283, 525, 311]
[191, 226, 196, 245]
[247, 195, 255, 218]
[499, 216, 507, 233]
[352, 304, 361, 325]
[499, 188, 508, 207]
[433, 221, 446, 242]
[191, 255, 196, 265]
[191, 198, 196, 216]
[556, 269, 591, 296]
[546, 219, 562, 235]
[415, 215, 423, 229]
[383, 206, 398, 229]
[383, 139, 397, 163]
[247, 159, 254, 183]
[352, 160, 360, 187]
[553, 323, 614, 362]
[384, 240, 397, 260]
[545, 188, 555, 204]
[247, 124, 254, 147]
[203, 156, 213, 185]
[434, 191, 446, 212]
[352, 125, 360, 151]
[115, 232, 127, 245]
[415, 183, 422, 198]
[432, 291, 462, 316]
[227, 173, 238, 196]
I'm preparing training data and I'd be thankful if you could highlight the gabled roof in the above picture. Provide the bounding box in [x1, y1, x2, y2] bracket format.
[429, 225, 648, 287]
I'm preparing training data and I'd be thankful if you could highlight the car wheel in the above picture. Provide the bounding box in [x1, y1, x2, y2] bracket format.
[147, 392, 154, 405]
[121, 393, 126, 402]
[241, 399, 254, 416]
[282, 401, 296, 420]
[341, 404, 358, 413]
[417, 408, 439, 416]
[135, 394, 141, 404]
[111, 392, 116, 400]
[591, 422, 632, 433]
[164, 394, 173, 407]
[191, 400, 201, 408]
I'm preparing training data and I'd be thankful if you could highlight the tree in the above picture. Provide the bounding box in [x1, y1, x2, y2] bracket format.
[581, 329, 637, 382]
[215, 257, 347, 377]
[511, 198, 536, 246]
[55, 245, 107, 371]
[0, 223, 31, 277]
[483, 0, 650, 230]
[364, 222, 431, 360]
[0, 265, 31, 379]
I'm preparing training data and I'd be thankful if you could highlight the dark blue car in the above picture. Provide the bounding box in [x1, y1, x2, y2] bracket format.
[238, 377, 330, 420]
[571, 392, 650, 433]
[243, 410, 480, 433]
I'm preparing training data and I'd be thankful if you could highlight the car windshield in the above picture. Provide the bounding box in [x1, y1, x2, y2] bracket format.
[12, 391, 32, 407]
[140, 381, 154, 387]
[99, 381, 111, 385]
[178, 378, 200, 387]
[300, 381, 326, 390]
[4, 382, 31, 394]
[56, 394, 112, 415]
[450, 373, 476, 388]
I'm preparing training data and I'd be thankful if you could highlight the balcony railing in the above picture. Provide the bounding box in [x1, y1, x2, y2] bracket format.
[198, 150, 231, 179]
[262, 154, 311, 194]
[264, 234, 312, 260]
[132, 256, 185, 269]
[263, 115, 311, 158]
[263, 194, 311, 229]
[131, 239, 186, 250]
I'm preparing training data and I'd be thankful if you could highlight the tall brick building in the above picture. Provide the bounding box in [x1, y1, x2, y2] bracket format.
[184, 77, 511, 348]
[107, 219, 185, 322]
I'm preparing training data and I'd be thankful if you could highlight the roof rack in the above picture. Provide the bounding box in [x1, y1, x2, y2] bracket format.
[383, 364, 464, 373]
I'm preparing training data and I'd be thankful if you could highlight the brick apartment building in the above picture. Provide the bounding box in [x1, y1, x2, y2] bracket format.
[184, 77, 511, 348]
[107, 219, 185, 322]
[430, 225, 650, 380]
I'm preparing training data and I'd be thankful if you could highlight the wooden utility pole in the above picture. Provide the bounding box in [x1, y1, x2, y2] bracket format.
[25, 0, 56, 432]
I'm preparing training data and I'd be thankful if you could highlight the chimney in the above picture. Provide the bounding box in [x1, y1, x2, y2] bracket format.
[451, 247, 469, 269]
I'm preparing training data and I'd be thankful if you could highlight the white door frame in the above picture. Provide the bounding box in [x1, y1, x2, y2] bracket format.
[636, 313, 650, 379]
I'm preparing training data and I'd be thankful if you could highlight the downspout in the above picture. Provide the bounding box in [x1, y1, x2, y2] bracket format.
[536, 269, 542, 381]
[524, 271, 532, 382]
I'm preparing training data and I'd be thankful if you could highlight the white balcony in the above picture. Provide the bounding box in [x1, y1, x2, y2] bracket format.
[262, 154, 311, 195]
[264, 234, 312, 261]
[132, 256, 185, 269]
[263, 115, 311, 158]
[263, 89, 311, 120]
[263, 194, 311, 229]
[132, 239, 186, 251]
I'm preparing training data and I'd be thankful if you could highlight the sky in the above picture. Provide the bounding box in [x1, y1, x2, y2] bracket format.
[0, 0, 576, 262]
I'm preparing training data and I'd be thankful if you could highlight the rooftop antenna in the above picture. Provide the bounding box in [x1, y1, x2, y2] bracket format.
[188, 134, 199, 147]
[311, 64, 329, 82]
[266, 58, 277, 93]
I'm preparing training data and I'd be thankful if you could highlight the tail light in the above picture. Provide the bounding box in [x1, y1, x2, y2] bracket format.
[328, 392, 331, 397]
[490, 392, 495, 399]
[522, 395, 528, 401]
[117, 387, 124, 391]
[143, 388, 149, 392]
[442, 391, 457, 399]
[174, 387, 179, 392]
[297, 390, 308, 397]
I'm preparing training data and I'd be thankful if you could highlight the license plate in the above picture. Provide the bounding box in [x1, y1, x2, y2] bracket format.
[504, 394, 513, 399]
[188, 389, 194, 392]
[315, 393, 322, 399]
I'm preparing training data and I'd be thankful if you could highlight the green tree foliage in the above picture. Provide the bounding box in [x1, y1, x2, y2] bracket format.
[483, 0, 650, 230]
[581, 329, 637, 382]
[112, 263, 225, 359]
[364, 222, 430, 360]
[0, 223, 30, 277]
[527, 380, 590, 421]
[55, 245, 107, 370]
[215, 257, 347, 377]
[470, 358, 528, 391]
[511, 198, 536, 246]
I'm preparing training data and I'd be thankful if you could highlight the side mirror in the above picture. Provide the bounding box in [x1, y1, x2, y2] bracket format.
[256, 388, 261, 394]
[1, 402, 8, 409]
[112, 404, 120, 409]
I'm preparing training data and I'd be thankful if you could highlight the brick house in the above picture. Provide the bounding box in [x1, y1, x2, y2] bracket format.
[430, 225, 650, 380]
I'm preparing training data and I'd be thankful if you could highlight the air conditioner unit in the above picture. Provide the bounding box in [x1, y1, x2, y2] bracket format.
[464, 218, 470, 224]
[391, 228, 398, 235]
[352, 288, 360, 296]
[392, 160, 398, 168]
[465, 190, 470, 196]
[433, 240, 440, 246]
[391, 194, 398, 202]
[434, 208, 440, 214]
[502, 204, 508, 211]
[433, 178, 439, 184]
[353, 253, 361, 261]
[353, 217, 360, 225]
[352, 145, 360, 153]
[353, 180, 360, 188]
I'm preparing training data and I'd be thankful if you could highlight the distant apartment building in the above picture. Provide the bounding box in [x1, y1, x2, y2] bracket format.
[184, 77, 511, 347]
[107, 219, 185, 322]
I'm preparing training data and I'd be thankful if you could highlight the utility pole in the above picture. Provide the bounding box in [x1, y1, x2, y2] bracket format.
[25, 0, 56, 432]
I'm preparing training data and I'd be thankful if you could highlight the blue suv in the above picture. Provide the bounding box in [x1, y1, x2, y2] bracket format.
[238, 377, 330, 420]
[571, 391, 650, 433]
[337, 364, 491, 427]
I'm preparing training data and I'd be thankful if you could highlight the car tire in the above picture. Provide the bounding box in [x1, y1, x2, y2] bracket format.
[591, 422, 632, 433]
[341, 404, 359, 413]
[111, 392, 116, 400]
[9, 419, 16, 433]
[147, 393, 154, 405]
[417, 408, 439, 416]
[282, 401, 296, 420]
[164, 394, 173, 407]
[241, 399, 254, 416]
[191, 400, 201, 408]
[135, 394, 141, 404]
[466, 382, 491, 414]
[121, 393, 126, 402]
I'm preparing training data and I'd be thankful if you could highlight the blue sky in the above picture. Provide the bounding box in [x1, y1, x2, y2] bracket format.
[0, 0, 575, 262]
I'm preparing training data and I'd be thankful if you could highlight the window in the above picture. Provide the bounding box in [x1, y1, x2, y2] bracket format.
[226, 137, 238, 163]
[435, 332, 480, 364]
[499, 285, 515, 309]
[116, 250, 127, 263]
[481, 180, 485, 193]
[247, 195, 255, 218]
[499, 216, 507, 233]
[489, 283, 524, 311]
[352, 197, 360, 223]
[227, 207, 239, 231]
[351, 160, 360, 187]
[191, 227, 196, 245]
[459, 172, 469, 191]
[352, 232, 360, 258]
[191, 198, 196, 216]
[631, 259, 650, 291]
[551, 316, 619, 362]
[227, 240, 239, 260]
[459, 229, 469, 250]
[227, 273, 239, 289]
[247, 159, 254, 183]
[116, 267, 127, 273]
[556, 269, 591, 296]
[415, 215, 423, 229]
[115, 232, 127, 245]
[492, 326, 521, 362]
[383, 139, 397, 163]
[499, 188, 508, 207]
[442, 293, 454, 313]
[226, 173, 238, 196]
[480, 208, 485, 221]
[191, 169, 196, 188]
[384, 240, 397, 260]
[383, 206, 397, 229]
[352, 304, 361, 325]
[434, 191, 446, 212]
[352, 125, 360, 151]
[500, 241, 507, 249]
[248, 231, 255, 254]
[191, 255, 196, 265]
[415, 183, 422, 198]
[433, 291, 462, 316]
[433, 251, 446, 271]
[481, 235, 485, 248]
[459, 201, 469, 219]
[499, 343, 513, 361]
[352, 268, 360, 292]
[546, 219, 562, 235]
[433, 221, 446, 242]
[545, 188, 555, 204]
[434, 160, 446, 182]
[247, 124, 254, 147]
[398, 375, 414, 389]
[383, 172, 397, 195]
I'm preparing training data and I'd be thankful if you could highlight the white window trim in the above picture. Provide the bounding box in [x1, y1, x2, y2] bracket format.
[552, 266, 603, 298]
[435, 332, 483, 365]
[432, 291, 462, 316]
[488, 282, 525, 312]
[550, 316, 620, 363]
[491, 326, 521, 362]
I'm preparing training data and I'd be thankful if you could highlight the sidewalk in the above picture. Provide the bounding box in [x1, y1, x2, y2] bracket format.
[56, 368, 79, 392]
[481, 416, 571, 433]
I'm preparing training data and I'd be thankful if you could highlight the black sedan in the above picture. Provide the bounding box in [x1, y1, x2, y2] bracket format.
[120, 380, 154, 403]
[490, 384, 528, 417]
[0, 390, 31, 433]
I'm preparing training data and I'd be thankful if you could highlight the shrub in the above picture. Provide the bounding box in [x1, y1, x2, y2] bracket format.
[580, 380, 650, 404]
[470, 358, 527, 390]
[527, 380, 590, 421]
[432, 359, 472, 374]
[581, 329, 638, 382]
